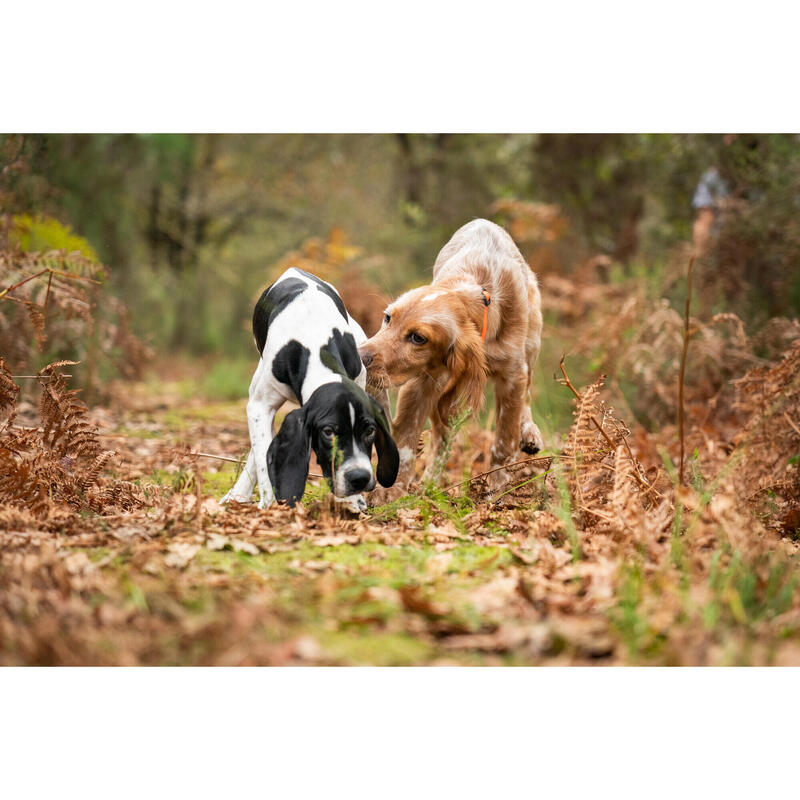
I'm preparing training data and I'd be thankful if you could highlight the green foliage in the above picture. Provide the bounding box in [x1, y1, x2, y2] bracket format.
[609, 563, 666, 660]
[369, 482, 475, 536]
[11, 214, 99, 261]
[5, 132, 798, 356]
[551, 464, 581, 562]
[424, 406, 471, 486]
[198, 359, 253, 402]
[704, 550, 797, 630]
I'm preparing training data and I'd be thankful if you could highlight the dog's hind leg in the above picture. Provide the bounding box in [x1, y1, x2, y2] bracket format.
[488, 368, 528, 494]
[519, 360, 543, 455]
[520, 280, 544, 455]
[220, 448, 257, 504]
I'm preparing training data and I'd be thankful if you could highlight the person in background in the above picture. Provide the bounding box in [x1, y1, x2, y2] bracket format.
[691, 134, 737, 258]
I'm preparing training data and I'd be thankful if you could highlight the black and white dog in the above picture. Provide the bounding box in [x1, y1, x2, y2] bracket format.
[221, 267, 399, 511]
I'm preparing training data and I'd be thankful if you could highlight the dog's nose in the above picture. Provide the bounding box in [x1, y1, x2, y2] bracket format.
[360, 350, 373, 368]
[345, 468, 372, 492]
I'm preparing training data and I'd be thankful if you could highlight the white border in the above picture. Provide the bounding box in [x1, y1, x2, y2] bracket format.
[2, 667, 799, 798]
[3, 1, 799, 132]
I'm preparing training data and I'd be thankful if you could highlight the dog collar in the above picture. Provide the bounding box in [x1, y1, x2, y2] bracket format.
[480, 288, 491, 342]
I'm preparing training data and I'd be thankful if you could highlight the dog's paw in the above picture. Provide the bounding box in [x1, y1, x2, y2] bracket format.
[221, 491, 251, 505]
[484, 468, 510, 497]
[367, 484, 407, 507]
[520, 421, 544, 455]
[335, 494, 368, 514]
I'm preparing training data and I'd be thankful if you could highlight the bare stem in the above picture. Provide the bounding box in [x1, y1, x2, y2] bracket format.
[678, 255, 695, 486]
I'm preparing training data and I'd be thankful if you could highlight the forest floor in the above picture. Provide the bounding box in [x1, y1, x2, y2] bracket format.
[3, 345, 800, 666]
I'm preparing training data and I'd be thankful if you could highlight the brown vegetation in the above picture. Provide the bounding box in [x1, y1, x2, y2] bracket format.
[1, 245, 799, 664]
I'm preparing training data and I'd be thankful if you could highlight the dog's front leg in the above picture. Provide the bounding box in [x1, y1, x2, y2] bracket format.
[245, 362, 284, 509]
[249, 401, 279, 509]
[220, 448, 257, 504]
[368, 376, 436, 505]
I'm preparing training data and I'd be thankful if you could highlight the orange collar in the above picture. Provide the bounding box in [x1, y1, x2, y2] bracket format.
[480, 288, 491, 341]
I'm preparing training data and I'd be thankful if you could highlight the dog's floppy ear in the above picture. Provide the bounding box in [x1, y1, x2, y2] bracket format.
[373, 409, 399, 487]
[437, 325, 489, 424]
[267, 407, 311, 506]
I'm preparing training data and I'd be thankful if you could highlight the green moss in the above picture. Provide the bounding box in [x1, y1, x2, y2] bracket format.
[202, 466, 242, 497]
[194, 542, 511, 588]
[319, 630, 434, 665]
[111, 427, 161, 439]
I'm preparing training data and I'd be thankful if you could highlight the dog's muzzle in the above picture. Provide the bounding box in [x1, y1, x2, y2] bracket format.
[342, 467, 374, 494]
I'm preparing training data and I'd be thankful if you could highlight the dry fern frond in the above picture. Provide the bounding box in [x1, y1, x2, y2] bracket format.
[0, 358, 20, 420]
[79, 451, 114, 493]
[558, 360, 658, 534]
[0, 360, 142, 517]
[37, 361, 100, 459]
[728, 341, 800, 525]
[1, 229, 150, 378]
[612, 445, 641, 533]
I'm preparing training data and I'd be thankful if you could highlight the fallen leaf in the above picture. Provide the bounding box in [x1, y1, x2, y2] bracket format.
[165, 542, 199, 569]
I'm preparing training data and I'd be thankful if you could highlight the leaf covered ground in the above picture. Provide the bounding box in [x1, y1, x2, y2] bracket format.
[2, 327, 800, 665]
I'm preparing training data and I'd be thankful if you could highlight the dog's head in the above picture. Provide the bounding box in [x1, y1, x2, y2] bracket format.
[267, 382, 399, 507]
[358, 284, 488, 418]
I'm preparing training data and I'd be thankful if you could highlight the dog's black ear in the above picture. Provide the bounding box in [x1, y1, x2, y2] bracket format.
[374, 413, 399, 488]
[267, 408, 311, 506]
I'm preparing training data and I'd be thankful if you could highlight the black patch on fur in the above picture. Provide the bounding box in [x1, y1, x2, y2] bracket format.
[267, 407, 311, 507]
[272, 340, 310, 402]
[320, 329, 362, 381]
[295, 268, 348, 322]
[252, 277, 307, 355]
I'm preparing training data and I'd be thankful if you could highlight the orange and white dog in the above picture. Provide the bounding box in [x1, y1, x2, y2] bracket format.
[359, 218, 543, 500]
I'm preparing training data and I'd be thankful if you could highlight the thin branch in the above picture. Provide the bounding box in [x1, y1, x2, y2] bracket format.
[42, 268, 53, 319]
[191, 451, 243, 464]
[442, 454, 556, 493]
[0, 268, 49, 299]
[12, 374, 72, 380]
[678, 255, 695, 486]
[783, 412, 800, 438]
[189, 450, 325, 481]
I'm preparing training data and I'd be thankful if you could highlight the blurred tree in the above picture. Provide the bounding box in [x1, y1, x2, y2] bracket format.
[3, 133, 797, 359]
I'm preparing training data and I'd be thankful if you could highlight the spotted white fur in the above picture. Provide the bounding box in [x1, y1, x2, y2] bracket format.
[221, 267, 370, 510]
[420, 290, 446, 303]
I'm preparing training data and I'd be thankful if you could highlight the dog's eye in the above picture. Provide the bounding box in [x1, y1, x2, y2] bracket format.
[322, 426, 336, 438]
[408, 332, 427, 345]
[364, 425, 376, 443]
[384, 313, 391, 325]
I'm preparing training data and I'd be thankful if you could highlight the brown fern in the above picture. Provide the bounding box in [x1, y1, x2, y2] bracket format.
[0, 361, 142, 517]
